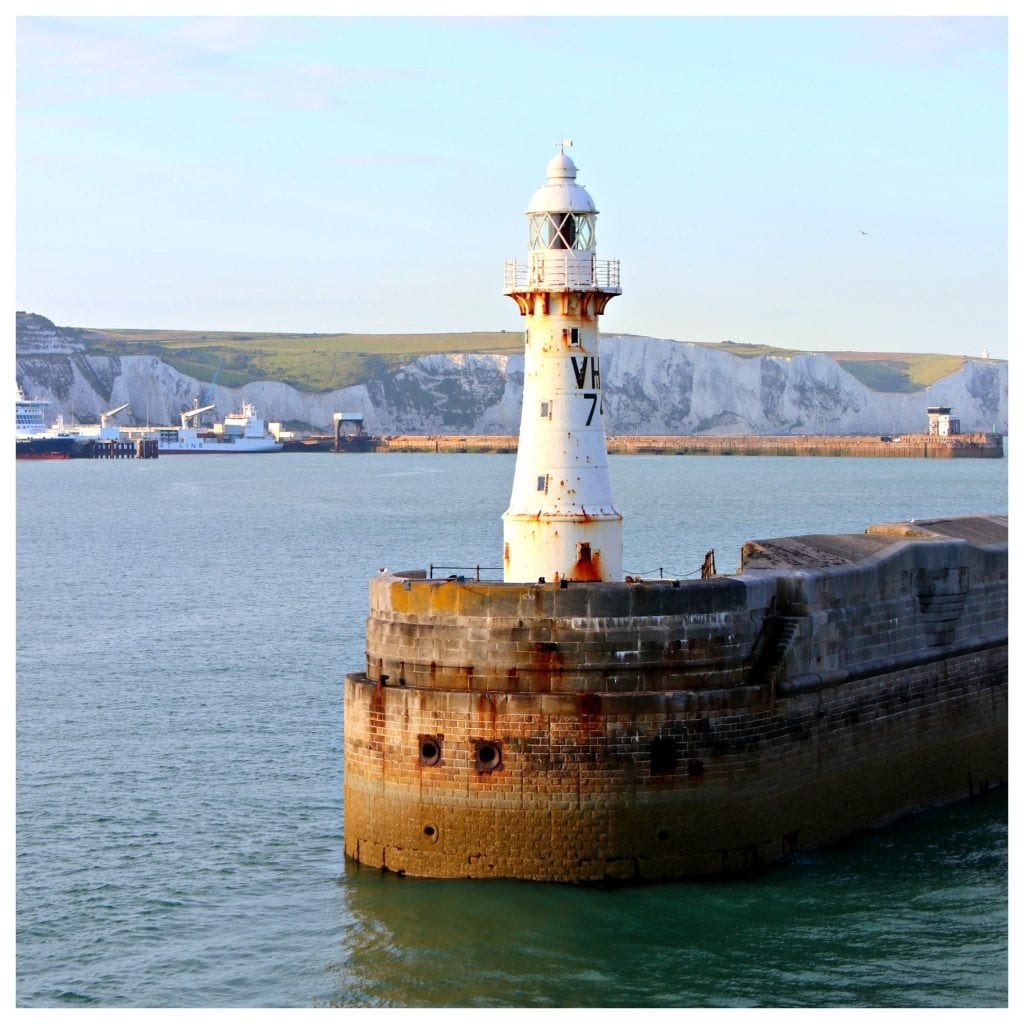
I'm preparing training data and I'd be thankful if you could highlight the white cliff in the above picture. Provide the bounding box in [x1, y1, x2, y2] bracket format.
[15, 314, 1007, 436]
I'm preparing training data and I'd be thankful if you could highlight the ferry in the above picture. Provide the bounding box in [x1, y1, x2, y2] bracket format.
[15, 387, 88, 459]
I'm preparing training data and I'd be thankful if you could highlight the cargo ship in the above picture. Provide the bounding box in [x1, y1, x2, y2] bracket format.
[155, 400, 282, 454]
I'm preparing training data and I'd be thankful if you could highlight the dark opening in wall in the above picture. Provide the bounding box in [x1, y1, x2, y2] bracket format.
[650, 736, 678, 775]
[418, 734, 443, 766]
[474, 739, 503, 773]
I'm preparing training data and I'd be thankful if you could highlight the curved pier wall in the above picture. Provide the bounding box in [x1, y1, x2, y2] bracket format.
[749, 536, 1007, 688]
[364, 572, 778, 694]
[343, 525, 1006, 882]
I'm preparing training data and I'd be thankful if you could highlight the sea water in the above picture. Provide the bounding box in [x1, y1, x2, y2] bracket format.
[15, 452, 1008, 1007]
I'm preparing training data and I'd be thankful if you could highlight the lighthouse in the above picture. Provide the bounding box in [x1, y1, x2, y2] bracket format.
[502, 143, 623, 583]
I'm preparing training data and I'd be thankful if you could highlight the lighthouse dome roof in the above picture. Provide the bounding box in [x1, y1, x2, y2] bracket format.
[526, 150, 597, 215]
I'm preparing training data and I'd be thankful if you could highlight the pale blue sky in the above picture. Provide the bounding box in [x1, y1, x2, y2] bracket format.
[16, 11, 1009, 357]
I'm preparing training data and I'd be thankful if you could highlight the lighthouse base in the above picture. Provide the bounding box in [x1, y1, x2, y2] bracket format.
[502, 512, 622, 582]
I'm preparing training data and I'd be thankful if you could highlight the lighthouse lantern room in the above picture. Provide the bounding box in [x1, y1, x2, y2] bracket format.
[502, 143, 623, 583]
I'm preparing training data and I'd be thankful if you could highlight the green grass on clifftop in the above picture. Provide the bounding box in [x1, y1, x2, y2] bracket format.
[832, 352, 967, 392]
[694, 341, 967, 391]
[82, 329, 524, 392]
[80, 328, 973, 394]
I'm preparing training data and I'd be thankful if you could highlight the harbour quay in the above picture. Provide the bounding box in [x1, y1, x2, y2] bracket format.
[365, 431, 1003, 458]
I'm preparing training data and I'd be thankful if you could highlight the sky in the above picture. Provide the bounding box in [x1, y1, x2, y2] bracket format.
[14, 6, 1011, 358]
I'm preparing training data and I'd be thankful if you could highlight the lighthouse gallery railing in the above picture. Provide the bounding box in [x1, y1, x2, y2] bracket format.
[503, 256, 621, 292]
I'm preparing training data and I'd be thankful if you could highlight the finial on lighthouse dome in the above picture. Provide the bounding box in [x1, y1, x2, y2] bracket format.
[527, 141, 596, 215]
[546, 149, 577, 180]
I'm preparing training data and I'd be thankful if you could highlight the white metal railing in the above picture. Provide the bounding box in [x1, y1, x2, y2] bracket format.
[503, 255, 621, 292]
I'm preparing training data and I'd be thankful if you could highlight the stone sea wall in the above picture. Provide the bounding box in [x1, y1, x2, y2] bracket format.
[343, 516, 1007, 882]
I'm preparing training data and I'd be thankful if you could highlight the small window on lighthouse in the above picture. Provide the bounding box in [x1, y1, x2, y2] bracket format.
[570, 328, 581, 347]
[540, 401, 550, 418]
[537, 475, 548, 493]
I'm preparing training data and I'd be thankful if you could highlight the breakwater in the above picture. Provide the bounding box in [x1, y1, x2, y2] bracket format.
[371, 432, 1003, 458]
[344, 514, 1007, 883]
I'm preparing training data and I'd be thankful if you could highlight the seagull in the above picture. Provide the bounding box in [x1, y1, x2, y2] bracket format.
[859, 230, 869, 235]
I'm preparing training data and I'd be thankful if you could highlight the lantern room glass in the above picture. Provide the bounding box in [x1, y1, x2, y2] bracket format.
[528, 212, 595, 251]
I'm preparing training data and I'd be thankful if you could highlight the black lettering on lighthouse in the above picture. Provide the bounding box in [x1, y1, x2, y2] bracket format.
[570, 355, 602, 391]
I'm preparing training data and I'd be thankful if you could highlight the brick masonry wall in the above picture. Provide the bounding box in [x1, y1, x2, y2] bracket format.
[344, 531, 1007, 882]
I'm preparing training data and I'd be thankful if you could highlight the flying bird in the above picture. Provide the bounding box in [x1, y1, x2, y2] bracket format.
[859, 230, 869, 235]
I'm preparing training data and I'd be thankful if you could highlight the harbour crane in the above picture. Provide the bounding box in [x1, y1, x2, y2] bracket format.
[99, 402, 131, 428]
[180, 401, 216, 429]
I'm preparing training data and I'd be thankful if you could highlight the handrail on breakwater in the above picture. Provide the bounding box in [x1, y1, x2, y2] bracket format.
[429, 564, 503, 582]
[426, 562, 712, 584]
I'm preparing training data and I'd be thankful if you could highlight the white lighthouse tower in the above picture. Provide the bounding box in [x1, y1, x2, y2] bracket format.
[502, 143, 623, 583]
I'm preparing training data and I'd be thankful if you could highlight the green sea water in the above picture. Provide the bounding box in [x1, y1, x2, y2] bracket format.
[16, 452, 1008, 1007]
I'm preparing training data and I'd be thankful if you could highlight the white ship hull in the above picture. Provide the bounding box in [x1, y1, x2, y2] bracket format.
[158, 435, 283, 454]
